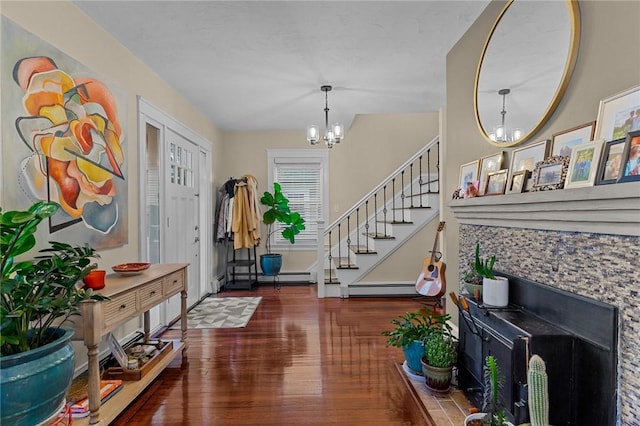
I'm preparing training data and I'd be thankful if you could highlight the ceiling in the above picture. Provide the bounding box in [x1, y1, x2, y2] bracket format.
[73, 1, 490, 133]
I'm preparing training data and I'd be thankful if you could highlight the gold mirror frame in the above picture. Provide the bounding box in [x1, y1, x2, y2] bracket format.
[474, 0, 581, 147]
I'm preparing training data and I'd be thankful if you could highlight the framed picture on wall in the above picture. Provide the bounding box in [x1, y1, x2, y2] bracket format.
[508, 139, 550, 189]
[478, 152, 504, 195]
[595, 138, 626, 185]
[595, 86, 640, 142]
[531, 156, 570, 191]
[484, 169, 508, 196]
[551, 121, 596, 157]
[458, 160, 479, 191]
[565, 140, 604, 189]
[618, 130, 640, 183]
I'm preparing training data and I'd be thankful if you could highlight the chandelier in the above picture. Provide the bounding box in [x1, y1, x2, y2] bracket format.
[307, 85, 344, 148]
[489, 88, 523, 143]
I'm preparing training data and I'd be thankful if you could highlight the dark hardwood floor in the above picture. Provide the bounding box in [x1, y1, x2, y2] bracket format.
[112, 285, 445, 425]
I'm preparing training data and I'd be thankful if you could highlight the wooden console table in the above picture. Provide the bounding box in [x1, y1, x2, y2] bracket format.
[77, 263, 188, 425]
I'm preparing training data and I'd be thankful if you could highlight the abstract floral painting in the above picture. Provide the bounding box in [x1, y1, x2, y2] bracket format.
[1, 17, 128, 249]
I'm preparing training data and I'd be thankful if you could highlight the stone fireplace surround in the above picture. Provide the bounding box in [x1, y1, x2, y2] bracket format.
[450, 182, 640, 424]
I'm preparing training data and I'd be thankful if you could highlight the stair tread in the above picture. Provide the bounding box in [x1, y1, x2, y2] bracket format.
[391, 206, 432, 210]
[363, 232, 395, 239]
[408, 191, 439, 197]
[324, 269, 340, 284]
[376, 220, 414, 225]
[351, 246, 377, 254]
[334, 257, 358, 268]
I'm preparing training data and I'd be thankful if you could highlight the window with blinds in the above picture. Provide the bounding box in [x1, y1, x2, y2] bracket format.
[268, 149, 328, 248]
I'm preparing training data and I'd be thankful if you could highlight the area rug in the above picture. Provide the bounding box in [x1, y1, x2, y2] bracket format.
[173, 296, 262, 329]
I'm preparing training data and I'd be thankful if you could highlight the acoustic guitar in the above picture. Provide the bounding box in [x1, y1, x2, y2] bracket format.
[415, 221, 446, 297]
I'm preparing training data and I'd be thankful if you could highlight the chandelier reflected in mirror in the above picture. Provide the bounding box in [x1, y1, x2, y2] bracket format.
[307, 85, 344, 148]
[489, 88, 523, 143]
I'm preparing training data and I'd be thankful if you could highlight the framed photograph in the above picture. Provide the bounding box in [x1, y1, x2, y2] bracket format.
[459, 160, 479, 191]
[618, 130, 640, 183]
[531, 156, 570, 191]
[506, 170, 530, 194]
[595, 85, 640, 141]
[484, 169, 508, 195]
[551, 121, 596, 157]
[478, 152, 504, 195]
[565, 140, 604, 189]
[508, 139, 550, 188]
[595, 138, 626, 185]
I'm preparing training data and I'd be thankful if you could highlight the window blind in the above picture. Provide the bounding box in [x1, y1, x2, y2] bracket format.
[273, 162, 322, 245]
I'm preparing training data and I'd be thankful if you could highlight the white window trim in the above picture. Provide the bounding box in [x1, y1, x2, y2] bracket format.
[266, 149, 329, 251]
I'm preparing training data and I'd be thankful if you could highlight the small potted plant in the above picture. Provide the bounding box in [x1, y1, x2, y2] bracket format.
[0, 201, 108, 425]
[465, 355, 514, 426]
[420, 313, 457, 394]
[473, 243, 508, 307]
[259, 182, 305, 276]
[382, 309, 432, 375]
[462, 261, 483, 299]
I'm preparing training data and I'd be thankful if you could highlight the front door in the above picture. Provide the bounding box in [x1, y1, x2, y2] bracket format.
[165, 129, 200, 321]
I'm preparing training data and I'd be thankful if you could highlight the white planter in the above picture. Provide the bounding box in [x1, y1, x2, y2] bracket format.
[482, 276, 509, 307]
[464, 413, 514, 426]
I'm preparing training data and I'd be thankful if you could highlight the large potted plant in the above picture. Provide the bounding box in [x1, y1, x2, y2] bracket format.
[0, 201, 107, 425]
[382, 309, 432, 375]
[420, 312, 457, 394]
[473, 243, 509, 307]
[259, 182, 305, 276]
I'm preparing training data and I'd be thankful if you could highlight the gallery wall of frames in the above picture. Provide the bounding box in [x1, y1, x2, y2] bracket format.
[454, 85, 640, 200]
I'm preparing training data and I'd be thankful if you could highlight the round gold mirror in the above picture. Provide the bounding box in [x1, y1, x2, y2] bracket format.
[474, 0, 580, 147]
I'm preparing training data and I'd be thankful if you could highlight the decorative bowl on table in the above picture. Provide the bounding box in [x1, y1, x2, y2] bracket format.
[112, 262, 151, 275]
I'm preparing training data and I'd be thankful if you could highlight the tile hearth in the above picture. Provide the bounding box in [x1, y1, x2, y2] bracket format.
[395, 363, 475, 425]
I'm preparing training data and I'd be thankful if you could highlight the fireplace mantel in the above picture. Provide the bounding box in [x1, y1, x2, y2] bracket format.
[449, 182, 640, 236]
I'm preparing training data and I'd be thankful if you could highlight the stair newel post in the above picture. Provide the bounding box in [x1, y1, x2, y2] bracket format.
[365, 201, 370, 253]
[346, 215, 352, 267]
[316, 219, 325, 298]
[419, 155, 424, 208]
[410, 162, 414, 208]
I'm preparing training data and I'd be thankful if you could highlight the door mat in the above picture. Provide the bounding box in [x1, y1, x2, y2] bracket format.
[171, 296, 262, 329]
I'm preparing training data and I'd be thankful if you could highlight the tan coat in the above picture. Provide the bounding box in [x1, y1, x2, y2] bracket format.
[231, 175, 261, 249]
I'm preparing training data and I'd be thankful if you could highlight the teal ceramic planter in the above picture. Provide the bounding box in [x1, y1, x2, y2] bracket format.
[1, 328, 75, 426]
[260, 253, 282, 276]
[402, 340, 425, 374]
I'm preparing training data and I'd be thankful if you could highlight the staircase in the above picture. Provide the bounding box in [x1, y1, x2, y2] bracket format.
[315, 136, 441, 298]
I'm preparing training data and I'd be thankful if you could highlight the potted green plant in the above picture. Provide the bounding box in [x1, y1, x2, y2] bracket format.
[473, 243, 508, 307]
[462, 261, 483, 299]
[259, 182, 305, 276]
[420, 312, 457, 393]
[464, 355, 514, 426]
[0, 201, 107, 425]
[382, 309, 432, 375]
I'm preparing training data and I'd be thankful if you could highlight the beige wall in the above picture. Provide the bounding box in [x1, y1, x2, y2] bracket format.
[1, 0, 222, 368]
[443, 0, 640, 316]
[220, 112, 439, 275]
[1, 1, 222, 269]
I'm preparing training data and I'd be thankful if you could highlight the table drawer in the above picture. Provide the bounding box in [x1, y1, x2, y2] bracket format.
[139, 279, 164, 310]
[104, 292, 138, 328]
[163, 270, 184, 296]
